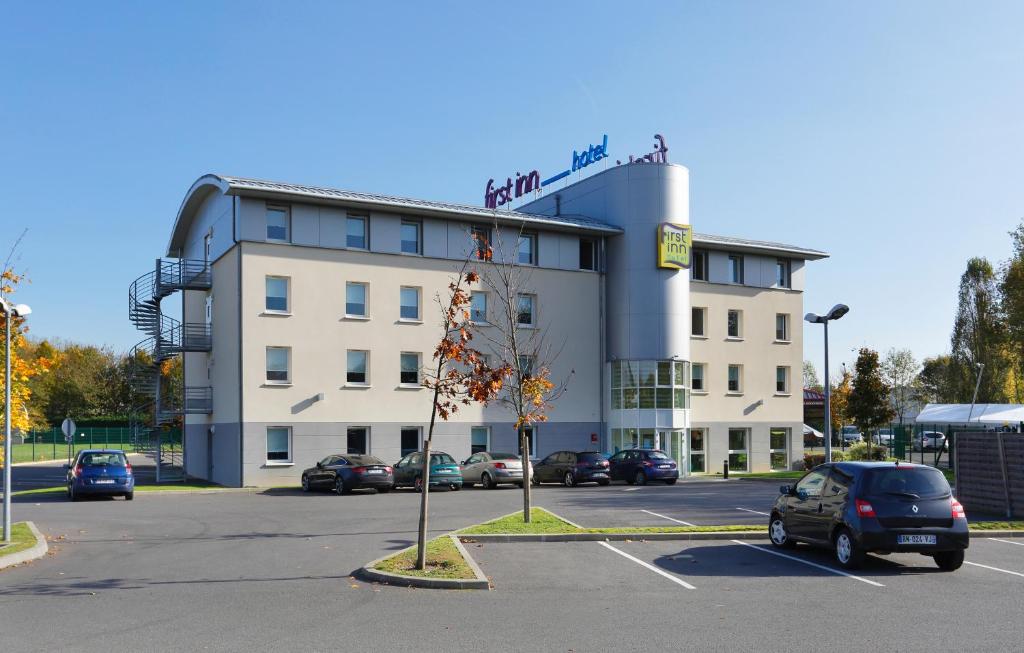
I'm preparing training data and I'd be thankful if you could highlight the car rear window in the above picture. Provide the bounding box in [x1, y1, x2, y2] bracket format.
[349, 455, 384, 465]
[80, 452, 127, 466]
[490, 453, 519, 460]
[431, 453, 456, 465]
[577, 452, 605, 462]
[864, 467, 951, 499]
[645, 451, 670, 460]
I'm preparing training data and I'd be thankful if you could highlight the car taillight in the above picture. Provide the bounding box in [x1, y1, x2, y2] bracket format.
[643, 461, 654, 467]
[493, 462, 506, 469]
[352, 466, 366, 473]
[601, 460, 609, 467]
[385, 466, 393, 474]
[125, 462, 133, 475]
[855, 499, 876, 518]
[951, 498, 966, 520]
[74, 464, 83, 477]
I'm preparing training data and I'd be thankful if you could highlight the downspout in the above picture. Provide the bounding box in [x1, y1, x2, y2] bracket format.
[598, 237, 607, 452]
[235, 196, 244, 488]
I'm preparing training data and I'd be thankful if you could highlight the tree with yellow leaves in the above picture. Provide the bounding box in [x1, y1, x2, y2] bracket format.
[1, 269, 53, 464]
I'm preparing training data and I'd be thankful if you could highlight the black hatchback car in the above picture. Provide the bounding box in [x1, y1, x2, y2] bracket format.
[531, 451, 610, 487]
[608, 449, 679, 485]
[300, 454, 393, 494]
[769, 461, 968, 570]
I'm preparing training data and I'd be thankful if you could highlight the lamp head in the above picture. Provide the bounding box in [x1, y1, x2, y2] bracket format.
[804, 312, 825, 324]
[13, 303, 31, 317]
[826, 304, 850, 321]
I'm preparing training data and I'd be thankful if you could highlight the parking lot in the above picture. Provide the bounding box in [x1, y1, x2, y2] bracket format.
[2, 466, 1022, 651]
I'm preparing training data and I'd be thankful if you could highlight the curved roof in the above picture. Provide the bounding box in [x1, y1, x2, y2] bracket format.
[167, 173, 624, 255]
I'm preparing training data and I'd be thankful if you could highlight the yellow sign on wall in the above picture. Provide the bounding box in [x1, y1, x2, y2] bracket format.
[657, 222, 692, 269]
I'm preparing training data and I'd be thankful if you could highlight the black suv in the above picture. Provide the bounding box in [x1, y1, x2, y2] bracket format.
[531, 451, 611, 487]
[769, 461, 969, 570]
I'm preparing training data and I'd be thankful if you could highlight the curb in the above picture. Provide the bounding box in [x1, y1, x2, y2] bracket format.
[0, 521, 48, 570]
[456, 531, 769, 543]
[358, 534, 490, 590]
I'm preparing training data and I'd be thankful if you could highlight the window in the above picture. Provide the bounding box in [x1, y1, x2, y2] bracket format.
[776, 366, 791, 394]
[265, 276, 289, 313]
[266, 206, 290, 242]
[691, 249, 708, 281]
[796, 468, 828, 498]
[400, 220, 421, 254]
[399, 286, 420, 321]
[346, 215, 368, 249]
[727, 365, 742, 393]
[471, 225, 491, 259]
[579, 238, 597, 271]
[347, 427, 368, 455]
[729, 254, 744, 284]
[727, 310, 742, 338]
[517, 354, 535, 377]
[516, 294, 535, 326]
[345, 282, 367, 317]
[266, 427, 291, 462]
[691, 307, 706, 337]
[776, 313, 790, 342]
[400, 428, 420, 457]
[470, 292, 487, 323]
[776, 259, 791, 288]
[471, 426, 490, 454]
[266, 347, 290, 383]
[691, 363, 705, 392]
[400, 352, 420, 385]
[728, 428, 749, 472]
[823, 469, 853, 498]
[689, 429, 705, 473]
[346, 350, 368, 384]
[518, 426, 536, 457]
[611, 359, 690, 410]
[770, 428, 789, 471]
[518, 233, 537, 266]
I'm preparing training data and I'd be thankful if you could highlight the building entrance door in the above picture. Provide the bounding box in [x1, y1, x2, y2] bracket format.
[640, 429, 656, 450]
[662, 430, 685, 476]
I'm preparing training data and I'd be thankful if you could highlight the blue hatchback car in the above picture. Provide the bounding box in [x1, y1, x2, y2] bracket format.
[66, 449, 135, 501]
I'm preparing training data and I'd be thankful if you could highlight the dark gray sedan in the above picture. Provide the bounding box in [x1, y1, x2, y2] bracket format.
[461, 452, 527, 489]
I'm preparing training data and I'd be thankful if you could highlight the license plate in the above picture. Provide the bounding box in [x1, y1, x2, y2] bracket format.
[897, 534, 937, 545]
[592, 472, 608, 477]
[95, 479, 115, 484]
[658, 464, 671, 469]
[365, 469, 384, 474]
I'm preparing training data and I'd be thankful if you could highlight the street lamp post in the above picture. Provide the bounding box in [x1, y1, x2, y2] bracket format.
[805, 304, 849, 464]
[1, 297, 32, 543]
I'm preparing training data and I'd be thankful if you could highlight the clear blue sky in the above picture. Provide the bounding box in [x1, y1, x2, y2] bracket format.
[3, 1, 1023, 377]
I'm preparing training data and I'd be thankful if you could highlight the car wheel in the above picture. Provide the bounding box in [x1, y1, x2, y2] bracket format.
[597, 479, 610, 486]
[450, 483, 461, 491]
[414, 476, 424, 493]
[634, 470, 647, 486]
[769, 515, 795, 549]
[665, 478, 677, 485]
[125, 492, 134, 501]
[481, 473, 495, 490]
[531, 475, 540, 487]
[301, 475, 311, 492]
[834, 527, 865, 569]
[563, 471, 576, 487]
[335, 478, 349, 495]
[69, 486, 78, 502]
[933, 550, 965, 571]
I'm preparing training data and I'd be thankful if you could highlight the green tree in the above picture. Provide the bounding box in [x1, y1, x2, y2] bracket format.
[916, 355, 957, 403]
[829, 368, 853, 442]
[951, 257, 1008, 403]
[1000, 221, 1024, 402]
[881, 348, 919, 424]
[848, 348, 895, 458]
[802, 360, 822, 392]
[30, 341, 117, 423]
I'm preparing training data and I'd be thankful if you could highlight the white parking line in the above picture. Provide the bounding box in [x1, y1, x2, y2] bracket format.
[964, 561, 1024, 578]
[989, 538, 1024, 547]
[730, 540, 885, 587]
[735, 507, 770, 517]
[597, 541, 696, 590]
[623, 487, 641, 492]
[641, 509, 696, 526]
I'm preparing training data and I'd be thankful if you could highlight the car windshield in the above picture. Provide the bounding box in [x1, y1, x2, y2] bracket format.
[646, 451, 670, 460]
[431, 453, 456, 465]
[80, 452, 127, 466]
[490, 453, 519, 460]
[864, 467, 951, 499]
[577, 452, 605, 462]
[841, 426, 857, 433]
[348, 455, 384, 465]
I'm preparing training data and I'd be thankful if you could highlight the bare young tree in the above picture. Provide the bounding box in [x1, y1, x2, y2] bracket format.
[881, 348, 920, 425]
[415, 251, 507, 570]
[475, 221, 570, 523]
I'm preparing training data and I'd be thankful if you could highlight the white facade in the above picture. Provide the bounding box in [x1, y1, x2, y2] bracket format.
[153, 166, 826, 486]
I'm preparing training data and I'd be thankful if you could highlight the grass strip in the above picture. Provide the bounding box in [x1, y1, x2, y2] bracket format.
[459, 507, 580, 535]
[969, 521, 1024, 531]
[372, 536, 475, 579]
[13, 482, 225, 497]
[0, 523, 37, 558]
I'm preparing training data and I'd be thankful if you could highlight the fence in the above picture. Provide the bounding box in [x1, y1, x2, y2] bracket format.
[804, 423, 982, 470]
[955, 431, 1023, 519]
[12, 427, 183, 464]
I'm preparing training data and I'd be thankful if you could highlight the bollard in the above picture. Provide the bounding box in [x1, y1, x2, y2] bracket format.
[723, 460, 729, 480]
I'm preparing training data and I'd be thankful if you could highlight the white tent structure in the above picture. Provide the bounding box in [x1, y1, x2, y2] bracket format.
[916, 403, 1024, 427]
[802, 424, 823, 438]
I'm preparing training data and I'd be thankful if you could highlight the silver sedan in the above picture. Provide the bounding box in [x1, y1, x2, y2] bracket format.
[460, 452, 529, 489]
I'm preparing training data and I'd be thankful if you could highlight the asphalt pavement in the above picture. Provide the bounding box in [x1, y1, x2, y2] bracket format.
[2, 465, 1022, 652]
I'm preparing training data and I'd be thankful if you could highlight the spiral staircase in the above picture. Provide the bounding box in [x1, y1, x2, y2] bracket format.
[128, 259, 212, 482]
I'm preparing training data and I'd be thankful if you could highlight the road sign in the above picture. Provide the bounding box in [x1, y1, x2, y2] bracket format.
[62, 418, 76, 442]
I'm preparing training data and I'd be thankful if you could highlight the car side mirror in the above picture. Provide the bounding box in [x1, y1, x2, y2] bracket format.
[460, 460, 466, 466]
[797, 488, 808, 500]
[779, 484, 791, 496]
[316, 462, 322, 468]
